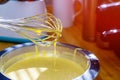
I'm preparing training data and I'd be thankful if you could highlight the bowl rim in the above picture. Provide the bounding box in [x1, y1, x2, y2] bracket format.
[0, 42, 100, 80]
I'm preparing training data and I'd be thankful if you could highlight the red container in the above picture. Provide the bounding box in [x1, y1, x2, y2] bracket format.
[96, 0, 120, 53]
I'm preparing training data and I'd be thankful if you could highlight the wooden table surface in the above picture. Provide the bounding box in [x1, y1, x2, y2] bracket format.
[0, 24, 120, 80]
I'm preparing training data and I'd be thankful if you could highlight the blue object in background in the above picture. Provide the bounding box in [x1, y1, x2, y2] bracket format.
[0, 36, 47, 43]
[0, 36, 31, 43]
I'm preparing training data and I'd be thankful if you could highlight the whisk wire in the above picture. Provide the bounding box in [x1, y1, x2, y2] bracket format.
[0, 13, 63, 43]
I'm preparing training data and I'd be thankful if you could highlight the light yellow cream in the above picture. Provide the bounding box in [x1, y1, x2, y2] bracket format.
[4, 53, 85, 80]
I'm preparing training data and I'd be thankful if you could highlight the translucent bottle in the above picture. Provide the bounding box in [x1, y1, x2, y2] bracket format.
[0, 0, 46, 42]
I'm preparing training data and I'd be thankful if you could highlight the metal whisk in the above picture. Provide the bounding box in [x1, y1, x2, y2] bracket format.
[0, 13, 62, 43]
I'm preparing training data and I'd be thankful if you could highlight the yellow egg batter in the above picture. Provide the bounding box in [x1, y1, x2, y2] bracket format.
[4, 53, 86, 80]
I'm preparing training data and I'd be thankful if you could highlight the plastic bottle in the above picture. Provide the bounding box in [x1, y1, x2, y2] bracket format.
[0, 0, 46, 42]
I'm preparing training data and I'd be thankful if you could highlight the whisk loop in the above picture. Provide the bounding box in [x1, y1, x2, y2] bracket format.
[0, 13, 62, 43]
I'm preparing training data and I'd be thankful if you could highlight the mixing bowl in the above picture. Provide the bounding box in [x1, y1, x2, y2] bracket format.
[0, 42, 100, 80]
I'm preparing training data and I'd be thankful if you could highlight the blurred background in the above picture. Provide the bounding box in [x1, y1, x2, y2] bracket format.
[45, 0, 120, 56]
[0, 0, 120, 80]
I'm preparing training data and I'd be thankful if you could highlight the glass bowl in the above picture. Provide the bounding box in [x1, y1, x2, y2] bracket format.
[0, 42, 100, 80]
